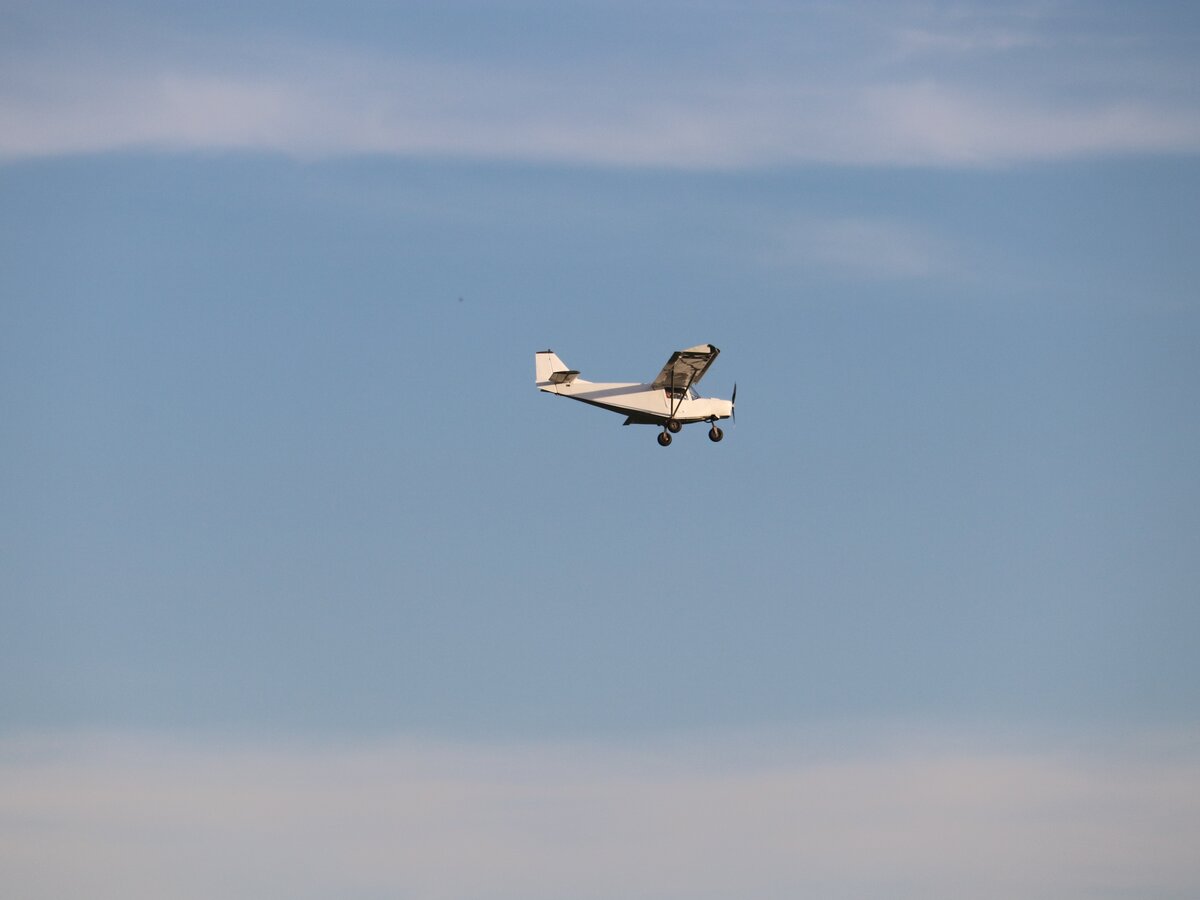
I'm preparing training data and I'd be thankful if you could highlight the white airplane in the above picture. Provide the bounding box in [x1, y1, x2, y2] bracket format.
[535, 343, 735, 446]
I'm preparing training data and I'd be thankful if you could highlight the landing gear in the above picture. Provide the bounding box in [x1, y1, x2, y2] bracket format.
[657, 431, 673, 447]
[666, 418, 682, 433]
[708, 425, 724, 442]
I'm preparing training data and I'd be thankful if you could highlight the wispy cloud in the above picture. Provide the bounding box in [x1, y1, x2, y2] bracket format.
[768, 215, 960, 280]
[859, 81, 1200, 166]
[893, 25, 1046, 56]
[3, 728, 1199, 900]
[1, 3, 1199, 168]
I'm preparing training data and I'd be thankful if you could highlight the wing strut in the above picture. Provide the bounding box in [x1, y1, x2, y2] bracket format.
[667, 365, 699, 423]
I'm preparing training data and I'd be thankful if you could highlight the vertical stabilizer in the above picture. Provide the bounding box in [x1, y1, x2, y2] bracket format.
[535, 350, 577, 385]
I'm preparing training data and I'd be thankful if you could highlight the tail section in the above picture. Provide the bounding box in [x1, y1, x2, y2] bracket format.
[535, 350, 581, 387]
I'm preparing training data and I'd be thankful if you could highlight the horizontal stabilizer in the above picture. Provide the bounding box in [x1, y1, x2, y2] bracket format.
[549, 369, 580, 385]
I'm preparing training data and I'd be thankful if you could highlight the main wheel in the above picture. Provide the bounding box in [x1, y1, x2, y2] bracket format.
[666, 419, 682, 434]
[708, 426, 724, 442]
[657, 431, 673, 447]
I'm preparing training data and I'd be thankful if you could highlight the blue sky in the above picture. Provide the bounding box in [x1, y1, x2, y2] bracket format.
[3, 2, 1200, 898]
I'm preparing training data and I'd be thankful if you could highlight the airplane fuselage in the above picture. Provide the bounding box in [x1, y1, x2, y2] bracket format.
[538, 380, 732, 426]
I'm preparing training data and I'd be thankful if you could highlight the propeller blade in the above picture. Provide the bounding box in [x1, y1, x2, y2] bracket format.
[732, 383, 737, 424]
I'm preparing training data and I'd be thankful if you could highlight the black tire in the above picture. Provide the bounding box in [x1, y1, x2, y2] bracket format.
[666, 419, 682, 433]
[708, 426, 724, 442]
[657, 431, 673, 447]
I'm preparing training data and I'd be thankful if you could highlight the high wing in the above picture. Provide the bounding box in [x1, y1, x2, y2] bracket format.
[651, 343, 720, 391]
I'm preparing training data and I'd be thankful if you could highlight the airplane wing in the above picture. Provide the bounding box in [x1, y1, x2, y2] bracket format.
[651, 344, 720, 390]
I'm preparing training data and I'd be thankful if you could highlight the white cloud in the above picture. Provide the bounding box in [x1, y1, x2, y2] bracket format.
[1, 5, 1199, 168]
[859, 81, 1200, 166]
[4, 63, 1197, 169]
[2, 728, 1199, 900]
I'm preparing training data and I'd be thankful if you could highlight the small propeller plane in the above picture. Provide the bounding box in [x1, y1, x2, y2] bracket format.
[535, 343, 735, 446]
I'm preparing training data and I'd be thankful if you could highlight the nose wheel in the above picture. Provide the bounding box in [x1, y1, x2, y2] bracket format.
[708, 425, 724, 442]
[657, 431, 673, 447]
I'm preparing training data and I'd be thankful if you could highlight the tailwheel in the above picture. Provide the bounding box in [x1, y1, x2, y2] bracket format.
[666, 418, 682, 433]
[657, 431, 673, 447]
[708, 425, 724, 442]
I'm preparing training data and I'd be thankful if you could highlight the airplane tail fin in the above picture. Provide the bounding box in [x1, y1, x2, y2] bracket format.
[535, 350, 580, 387]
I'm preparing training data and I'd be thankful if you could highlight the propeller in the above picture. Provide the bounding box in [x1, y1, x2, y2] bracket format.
[731, 383, 737, 425]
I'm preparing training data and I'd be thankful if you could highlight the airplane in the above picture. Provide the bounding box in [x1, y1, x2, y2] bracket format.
[535, 343, 735, 446]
